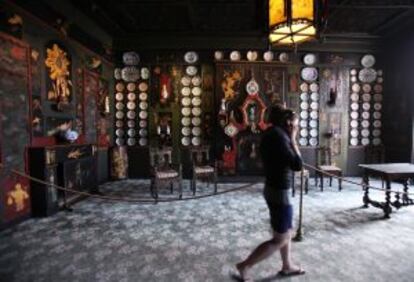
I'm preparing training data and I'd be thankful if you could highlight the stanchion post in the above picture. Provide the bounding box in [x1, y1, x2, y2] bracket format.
[293, 169, 304, 242]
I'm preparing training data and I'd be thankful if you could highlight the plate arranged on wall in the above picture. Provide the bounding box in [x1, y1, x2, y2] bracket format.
[300, 67, 318, 82]
[181, 87, 191, 96]
[361, 54, 375, 68]
[358, 68, 377, 83]
[141, 67, 150, 80]
[350, 138, 359, 146]
[263, 50, 274, 62]
[186, 66, 198, 76]
[114, 68, 122, 80]
[230, 51, 241, 61]
[303, 53, 316, 65]
[121, 66, 140, 82]
[184, 51, 198, 64]
[123, 51, 140, 66]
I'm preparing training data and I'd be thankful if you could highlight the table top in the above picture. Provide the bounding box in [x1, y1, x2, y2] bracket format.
[359, 163, 414, 174]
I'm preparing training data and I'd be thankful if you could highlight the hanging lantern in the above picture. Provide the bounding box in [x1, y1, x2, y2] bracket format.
[269, 0, 323, 45]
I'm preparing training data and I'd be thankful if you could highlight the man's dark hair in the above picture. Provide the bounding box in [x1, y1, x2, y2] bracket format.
[268, 105, 296, 126]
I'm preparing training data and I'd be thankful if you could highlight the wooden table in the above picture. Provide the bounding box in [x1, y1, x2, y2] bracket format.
[359, 163, 414, 218]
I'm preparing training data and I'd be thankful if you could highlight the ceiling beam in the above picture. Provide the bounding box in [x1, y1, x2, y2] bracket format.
[330, 4, 414, 9]
[371, 9, 414, 34]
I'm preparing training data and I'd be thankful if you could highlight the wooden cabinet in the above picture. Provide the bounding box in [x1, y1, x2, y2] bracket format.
[29, 144, 97, 217]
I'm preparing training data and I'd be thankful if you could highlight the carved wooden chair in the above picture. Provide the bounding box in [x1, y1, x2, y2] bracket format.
[365, 144, 386, 188]
[190, 146, 218, 195]
[315, 146, 342, 191]
[149, 147, 182, 200]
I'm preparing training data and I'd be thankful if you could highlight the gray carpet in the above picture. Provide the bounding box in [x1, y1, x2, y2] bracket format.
[1, 178, 414, 282]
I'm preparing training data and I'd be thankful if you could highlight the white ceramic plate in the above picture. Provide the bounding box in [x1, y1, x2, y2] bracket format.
[181, 97, 191, 106]
[115, 82, 125, 92]
[116, 102, 125, 110]
[310, 102, 319, 110]
[181, 137, 190, 146]
[127, 111, 136, 119]
[139, 120, 147, 128]
[372, 138, 381, 146]
[139, 101, 148, 110]
[300, 120, 308, 128]
[121, 66, 140, 82]
[310, 92, 319, 101]
[115, 129, 124, 137]
[127, 120, 135, 128]
[127, 101, 136, 110]
[350, 103, 359, 111]
[310, 111, 318, 120]
[192, 117, 201, 126]
[139, 138, 148, 146]
[114, 68, 122, 80]
[361, 54, 376, 68]
[263, 51, 274, 62]
[116, 111, 124, 119]
[127, 138, 136, 146]
[310, 128, 318, 137]
[192, 87, 202, 96]
[350, 138, 359, 146]
[361, 138, 370, 146]
[303, 53, 316, 65]
[300, 92, 309, 101]
[127, 129, 136, 137]
[362, 93, 371, 102]
[301, 67, 318, 82]
[128, 92, 136, 101]
[362, 84, 372, 93]
[192, 107, 202, 116]
[181, 127, 191, 136]
[309, 120, 318, 128]
[359, 68, 377, 83]
[181, 87, 191, 96]
[139, 92, 148, 101]
[299, 138, 308, 146]
[192, 127, 201, 136]
[139, 111, 148, 119]
[247, 50, 258, 61]
[230, 51, 241, 61]
[214, 51, 224, 60]
[309, 83, 319, 92]
[350, 129, 359, 137]
[373, 120, 382, 128]
[181, 107, 191, 116]
[350, 69, 357, 76]
[350, 120, 358, 128]
[361, 120, 370, 128]
[115, 92, 124, 101]
[192, 97, 202, 106]
[192, 76, 202, 86]
[351, 76, 357, 82]
[351, 83, 361, 93]
[300, 111, 309, 119]
[300, 128, 308, 137]
[361, 129, 370, 137]
[299, 83, 309, 92]
[115, 138, 125, 146]
[309, 138, 318, 146]
[373, 111, 381, 119]
[181, 76, 191, 86]
[181, 117, 191, 127]
[116, 120, 124, 128]
[350, 93, 359, 102]
[138, 82, 148, 92]
[184, 51, 198, 63]
[300, 102, 309, 110]
[373, 129, 381, 137]
[279, 52, 289, 63]
[186, 66, 198, 76]
[362, 102, 371, 111]
[141, 67, 150, 80]
[139, 129, 148, 137]
[127, 82, 136, 92]
[362, 111, 370, 119]
[350, 111, 359, 119]
[123, 51, 140, 66]
[374, 103, 382, 111]
[377, 77, 384, 83]
[192, 137, 201, 146]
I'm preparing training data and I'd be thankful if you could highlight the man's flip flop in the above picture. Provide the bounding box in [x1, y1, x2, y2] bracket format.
[278, 269, 306, 277]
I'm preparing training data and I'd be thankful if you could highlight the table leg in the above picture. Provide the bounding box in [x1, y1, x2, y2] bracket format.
[402, 179, 413, 205]
[362, 173, 369, 208]
[384, 179, 392, 219]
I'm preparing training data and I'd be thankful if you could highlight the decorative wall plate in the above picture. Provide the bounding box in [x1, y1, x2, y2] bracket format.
[300, 111, 309, 119]
[116, 111, 124, 119]
[141, 68, 150, 79]
[121, 66, 140, 82]
[373, 120, 382, 128]
[309, 83, 319, 92]
[127, 138, 136, 146]
[300, 128, 308, 137]
[362, 111, 370, 119]
[139, 101, 148, 110]
[184, 51, 198, 63]
[115, 92, 124, 102]
[139, 138, 148, 146]
[373, 94, 383, 102]
[362, 102, 371, 111]
[300, 67, 318, 82]
[377, 77, 384, 83]
[181, 117, 191, 126]
[192, 107, 202, 116]
[350, 111, 359, 119]
[299, 138, 308, 146]
[181, 97, 191, 106]
[350, 120, 358, 128]
[224, 122, 239, 137]
[128, 92, 136, 101]
[230, 51, 241, 61]
[362, 84, 371, 93]
[372, 138, 381, 146]
[192, 76, 202, 86]
[350, 103, 359, 111]
[303, 53, 316, 65]
[310, 111, 318, 120]
[192, 97, 202, 106]
[127, 111, 136, 119]
[139, 92, 148, 101]
[372, 129, 381, 137]
[139, 120, 147, 128]
[309, 120, 318, 128]
[123, 51, 140, 66]
[139, 129, 148, 137]
[139, 111, 148, 119]
[181, 107, 191, 116]
[116, 82, 125, 92]
[192, 127, 201, 136]
[300, 120, 308, 127]
[373, 111, 381, 119]
[186, 66, 198, 76]
[300, 92, 309, 101]
[361, 120, 370, 128]
[115, 138, 124, 146]
[115, 102, 125, 110]
[115, 129, 124, 137]
[377, 70, 383, 76]
[361, 54, 375, 68]
[127, 101, 136, 110]
[263, 50, 274, 62]
[214, 51, 224, 60]
[362, 93, 371, 102]
[374, 84, 383, 93]
[350, 93, 359, 102]
[350, 69, 357, 76]
[116, 120, 124, 128]
[361, 129, 370, 137]
[299, 82, 309, 92]
[181, 127, 191, 136]
[246, 78, 260, 95]
[192, 87, 202, 96]
[300, 102, 309, 110]
[192, 137, 201, 146]
[181, 137, 190, 146]
[279, 52, 289, 62]
[114, 68, 122, 80]
[181, 87, 191, 96]
[127, 82, 136, 92]
[358, 68, 377, 83]
[361, 138, 370, 146]
[127, 120, 135, 128]
[181, 76, 191, 86]
[310, 102, 319, 110]
[350, 76, 357, 83]
[138, 82, 148, 92]
[127, 129, 136, 137]
[247, 50, 258, 61]
[309, 128, 318, 137]
[350, 138, 359, 146]
[310, 92, 319, 101]
[350, 129, 359, 137]
[309, 138, 318, 146]
[373, 103, 382, 111]
[351, 83, 361, 93]
[192, 117, 201, 126]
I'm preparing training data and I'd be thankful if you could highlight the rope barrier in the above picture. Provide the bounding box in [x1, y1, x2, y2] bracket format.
[0, 163, 258, 204]
[303, 163, 414, 196]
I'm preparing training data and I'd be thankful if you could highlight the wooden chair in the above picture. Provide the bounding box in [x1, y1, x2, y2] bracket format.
[365, 144, 385, 187]
[149, 147, 182, 200]
[292, 169, 310, 197]
[190, 145, 218, 195]
[315, 146, 342, 191]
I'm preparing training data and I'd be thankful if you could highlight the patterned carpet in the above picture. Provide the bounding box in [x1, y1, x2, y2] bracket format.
[1, 178, 414, 282]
